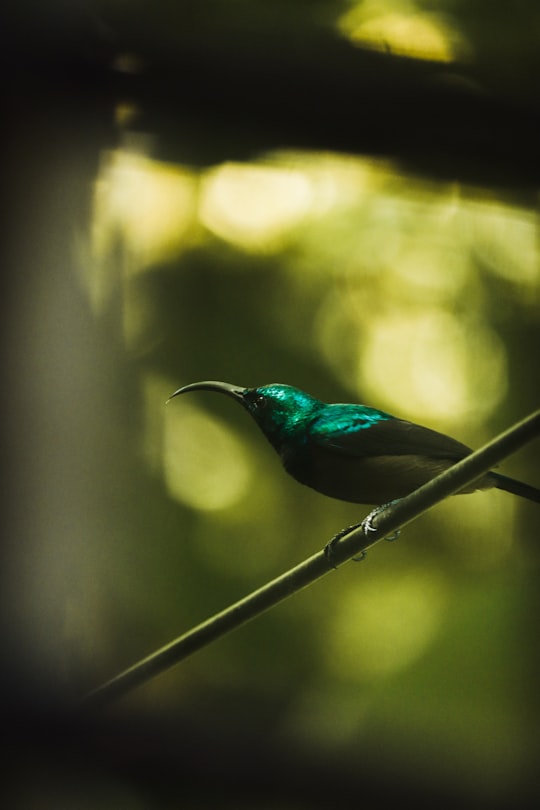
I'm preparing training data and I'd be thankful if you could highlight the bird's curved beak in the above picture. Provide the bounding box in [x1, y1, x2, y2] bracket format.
[167, 381, 246, 404]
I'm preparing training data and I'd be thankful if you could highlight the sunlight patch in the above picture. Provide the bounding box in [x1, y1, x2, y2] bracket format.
[338, 1, 467, 63]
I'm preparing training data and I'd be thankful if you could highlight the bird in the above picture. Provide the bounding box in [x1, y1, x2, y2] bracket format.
[168, 381, 540, 549]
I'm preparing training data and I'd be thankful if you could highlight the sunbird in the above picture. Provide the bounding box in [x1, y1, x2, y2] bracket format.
[169, 381, 540, 516]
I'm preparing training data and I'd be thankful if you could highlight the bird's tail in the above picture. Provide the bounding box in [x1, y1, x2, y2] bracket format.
[491, 472, 540, 504]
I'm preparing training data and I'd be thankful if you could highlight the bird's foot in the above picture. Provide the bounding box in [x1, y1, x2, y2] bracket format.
[361, 500, 402, 542]
[324, 523, 363, 568]
[324, 500, 402, 567]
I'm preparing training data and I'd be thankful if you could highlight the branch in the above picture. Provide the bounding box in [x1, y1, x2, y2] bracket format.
[81, 409, 540, 711]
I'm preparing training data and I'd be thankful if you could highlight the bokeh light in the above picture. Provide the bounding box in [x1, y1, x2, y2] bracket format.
[90, 147, 198, 299]
[199, 161, 314, 252]
[358, 310, 507, 421]
[338, 0, 469, 62]
[323, 566, 448, 681]
[164, 396, 252, 512]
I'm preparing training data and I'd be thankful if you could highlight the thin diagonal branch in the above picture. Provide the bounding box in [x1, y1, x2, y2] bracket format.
[81, 408, 540, 711]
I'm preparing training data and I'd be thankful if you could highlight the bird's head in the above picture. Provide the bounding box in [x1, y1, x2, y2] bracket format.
[168, 381, 324, 449]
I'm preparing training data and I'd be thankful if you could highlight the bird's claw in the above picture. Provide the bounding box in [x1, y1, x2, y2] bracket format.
[324, 500, 402, 567]
[361, 512, 378, 535]
[324, 523, 361, 568]
[361, 501, 401, 542]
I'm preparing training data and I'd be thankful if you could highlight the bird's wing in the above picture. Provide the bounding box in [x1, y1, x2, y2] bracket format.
[309, 406, 472, 460]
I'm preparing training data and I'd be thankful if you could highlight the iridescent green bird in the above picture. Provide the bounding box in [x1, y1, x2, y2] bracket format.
[169, 381, 540, 509]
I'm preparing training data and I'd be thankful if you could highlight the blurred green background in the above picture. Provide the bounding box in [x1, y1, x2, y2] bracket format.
[4, 0, 540, 807]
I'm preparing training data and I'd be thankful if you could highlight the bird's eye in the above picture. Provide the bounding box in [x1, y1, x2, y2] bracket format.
[254, 394, 266, 409]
